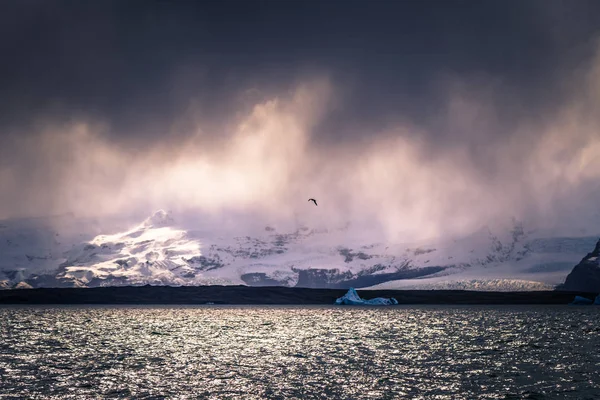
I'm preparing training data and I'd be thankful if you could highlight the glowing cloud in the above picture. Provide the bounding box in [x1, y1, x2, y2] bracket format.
[2, 48, 600, 242]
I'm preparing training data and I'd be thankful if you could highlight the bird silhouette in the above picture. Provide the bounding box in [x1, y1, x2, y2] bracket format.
[308, 198, 318, 206]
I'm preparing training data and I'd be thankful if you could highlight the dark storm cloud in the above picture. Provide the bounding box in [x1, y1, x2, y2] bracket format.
[2, 0, 600, 240]
[2, 0, 599, 142]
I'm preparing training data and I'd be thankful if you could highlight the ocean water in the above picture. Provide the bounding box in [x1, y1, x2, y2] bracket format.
[0, 305, 599, 399]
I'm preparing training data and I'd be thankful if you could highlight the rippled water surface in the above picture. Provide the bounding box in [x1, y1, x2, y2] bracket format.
[1, 305, 600, 399]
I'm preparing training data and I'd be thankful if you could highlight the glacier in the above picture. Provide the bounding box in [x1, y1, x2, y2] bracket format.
[1, 210, 599, 290]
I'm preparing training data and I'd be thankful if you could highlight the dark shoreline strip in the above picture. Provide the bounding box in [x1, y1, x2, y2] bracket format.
[0, 286, 597, 305]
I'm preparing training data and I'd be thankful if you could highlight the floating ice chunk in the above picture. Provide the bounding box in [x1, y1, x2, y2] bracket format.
[569, 296, 593, 305]
[335, 287, 398, 306]
[595, 295, 600, 305]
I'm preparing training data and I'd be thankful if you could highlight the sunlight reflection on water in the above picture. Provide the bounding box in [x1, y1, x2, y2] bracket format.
[0, 305, 599, 399]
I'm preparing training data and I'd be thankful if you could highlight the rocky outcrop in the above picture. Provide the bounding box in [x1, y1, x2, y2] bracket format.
[561, 239, 600, 292]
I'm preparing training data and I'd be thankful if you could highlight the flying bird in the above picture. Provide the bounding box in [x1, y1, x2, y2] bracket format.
[308, 198, 318, 206]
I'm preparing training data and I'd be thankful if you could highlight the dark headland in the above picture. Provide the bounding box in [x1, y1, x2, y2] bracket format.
[0, 285, 596, 305]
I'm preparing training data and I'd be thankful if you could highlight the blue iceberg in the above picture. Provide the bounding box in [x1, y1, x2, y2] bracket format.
[595, 295, 600, 305]
[335, 288, 398, 306]
[569, 296, 593, 305]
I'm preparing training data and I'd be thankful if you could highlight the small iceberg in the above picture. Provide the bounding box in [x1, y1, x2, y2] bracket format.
[595, 295, 600, 305]
[569, 296, 594, 305]
[335, 288, 398, 306]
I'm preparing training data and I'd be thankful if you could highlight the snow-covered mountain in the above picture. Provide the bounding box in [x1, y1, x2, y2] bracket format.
[1, 210, 598, 290]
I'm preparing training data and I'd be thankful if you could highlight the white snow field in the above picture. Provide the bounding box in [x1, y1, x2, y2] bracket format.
[1, 210, 598, 290]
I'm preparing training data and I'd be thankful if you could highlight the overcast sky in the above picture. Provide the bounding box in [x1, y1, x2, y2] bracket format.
[2, 0, 600, 240]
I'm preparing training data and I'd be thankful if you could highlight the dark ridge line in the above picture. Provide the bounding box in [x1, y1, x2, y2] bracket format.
[0, 285, 596, 305]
